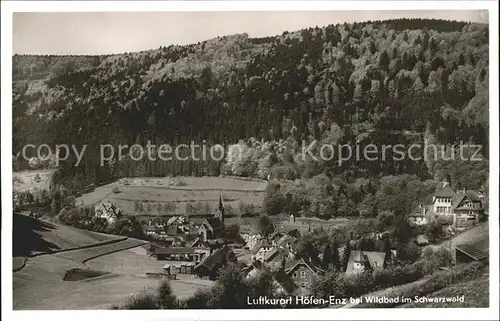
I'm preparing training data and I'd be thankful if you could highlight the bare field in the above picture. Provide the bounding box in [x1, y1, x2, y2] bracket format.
[13, 215, 213, 309]
[77, 176, 267, 216]
[54, 238, 148, 263]
[13, 170, 53, 193]
[14, 243, 214, 309]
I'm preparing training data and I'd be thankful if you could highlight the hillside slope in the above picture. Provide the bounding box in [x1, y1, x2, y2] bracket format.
[13, 213, 122, 257]
[13, 19, 489, 198]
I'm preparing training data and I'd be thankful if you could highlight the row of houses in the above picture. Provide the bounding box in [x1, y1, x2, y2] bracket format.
[243, 225, 397, 295]
[145, 196, 232, 279]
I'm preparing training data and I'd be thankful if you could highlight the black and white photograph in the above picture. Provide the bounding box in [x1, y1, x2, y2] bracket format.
[2, 1, 498, 320]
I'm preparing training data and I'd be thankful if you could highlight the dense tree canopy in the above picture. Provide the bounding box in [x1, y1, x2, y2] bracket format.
[13, 19, 489, 219]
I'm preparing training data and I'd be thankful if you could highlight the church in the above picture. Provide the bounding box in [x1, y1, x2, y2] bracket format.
[197, 194, 225, 242]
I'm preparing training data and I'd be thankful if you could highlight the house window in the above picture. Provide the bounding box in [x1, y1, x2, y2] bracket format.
[300, 271, 306, 278]
[293, 272, 297, 278]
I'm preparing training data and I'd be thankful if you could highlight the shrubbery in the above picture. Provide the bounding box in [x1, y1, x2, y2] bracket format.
[358, 261, 486, 308]
[122, 264, 276, 309]
[122, 280, 179, 309]
[311, 246, 453, 300]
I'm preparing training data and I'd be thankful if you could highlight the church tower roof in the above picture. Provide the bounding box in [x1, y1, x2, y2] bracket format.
[215, 193, 225, 224]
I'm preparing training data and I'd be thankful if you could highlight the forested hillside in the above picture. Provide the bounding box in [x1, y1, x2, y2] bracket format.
[12, 18, 489, 218]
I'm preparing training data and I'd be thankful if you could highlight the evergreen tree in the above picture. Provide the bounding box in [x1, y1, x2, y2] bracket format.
[340, 241, 351, 272]
[331, 239, 340, 271]
[322, 242, 333, 270]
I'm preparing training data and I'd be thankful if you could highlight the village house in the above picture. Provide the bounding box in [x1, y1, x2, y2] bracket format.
[263, 247, 292, 271]
[414, 179, 485, 228]
[163, 262, 196, 276]
[409, 204, 430, 226]
[273, 270, 299, 296]
[144, 226, 164, 236]
[190, 237, 207, 248]
[432, 180, 455, 216]
[94, 201, 122, 224]
[243, 260, 263, 279]
[285, 228, 302, 239]
[251, 239, 273, 262]
[345, 250, 388, 274]
[451, 189, 484, 227]
[242, 257, 306, 296]
[149, 246, 211, 264]
[150, 247, 195, 261]
[284, 258, 324, 294]
[268, 230, 284, 247]
[242, 233, 263, 250]
[276, 234, 300, 255]
[193, 245, 236, 280]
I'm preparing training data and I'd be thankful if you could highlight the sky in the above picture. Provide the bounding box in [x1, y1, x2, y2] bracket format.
[13, 10, 488, 55]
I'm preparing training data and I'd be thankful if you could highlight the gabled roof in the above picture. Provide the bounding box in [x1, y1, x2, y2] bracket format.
[194, 245, 234, 273]
[269, 230, 283, 240]
[285, 228, 302, 239]
[455, 244, 488, 261]
[243, 260, 263, 278]
[201, 217, 224, 232]
[190, 237, 206, 248]
[251, 239, 272, 255]
[274, 270, 298, 294]
[452, 190, 483, 210]
[284, 258, 323, 276]
[346, 250, 386, 274]
[95, 202, 121, 218]
[167, 216, 178, 225]
[354, 250, 368, 263]
[153, 247, 195, 255]
[277, 234, 299, 249]
[434, 184, 455, 198]
[466, 190, 481, 202]
[264, 247, 289, 262]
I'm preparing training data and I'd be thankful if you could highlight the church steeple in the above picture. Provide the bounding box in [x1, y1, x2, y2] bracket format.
[215, 193, 225, 224]
[219, 193, 224, 212]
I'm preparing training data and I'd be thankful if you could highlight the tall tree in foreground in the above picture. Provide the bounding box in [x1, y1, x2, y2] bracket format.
[340, 241, 351, 272]
[257, 214, 274, 237]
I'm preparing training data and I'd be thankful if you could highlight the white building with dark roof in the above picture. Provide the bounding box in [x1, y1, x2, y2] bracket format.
[415, 179, 485, 228]
[432, 180, 455, 215]
[94, 201, 122, 224]
[346, 250, 387, 274]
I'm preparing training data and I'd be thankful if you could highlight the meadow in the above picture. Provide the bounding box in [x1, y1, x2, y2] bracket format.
[13, 215, 212, 310]
[13, 169, 53, 193]
[77, 176, 268, 216]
